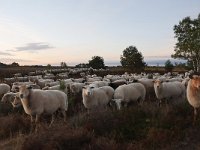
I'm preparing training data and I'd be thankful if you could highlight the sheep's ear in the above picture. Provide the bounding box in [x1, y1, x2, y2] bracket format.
[15, 86, 19, 90]
[90, 86, 95, 89]
[160, 81, 163, 83]
[189, 74, 193, 79]
[152, 80, 155, 83]
[82, 86, 86, 89]
[27, 86, 33, 90]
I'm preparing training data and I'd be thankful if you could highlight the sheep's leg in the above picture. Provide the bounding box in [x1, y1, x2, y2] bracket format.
[61, 110, 66, 123]
[193, 108, 198, 124]
[30, 115, 35, 133]
[49, 114, 55, 127]
[35, 114, 40, 133]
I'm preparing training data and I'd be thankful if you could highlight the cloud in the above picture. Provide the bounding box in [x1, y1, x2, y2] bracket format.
[0, 51, 14, 56]
[15, 42, 54, 52]
[0, 58, 35, 63]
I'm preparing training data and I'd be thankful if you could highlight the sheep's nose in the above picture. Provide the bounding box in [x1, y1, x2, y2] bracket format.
[20, 94, 23, 99]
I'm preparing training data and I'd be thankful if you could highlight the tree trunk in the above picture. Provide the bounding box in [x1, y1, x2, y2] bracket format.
[197, 59, 200, 72]
[192, 60, 197, 72]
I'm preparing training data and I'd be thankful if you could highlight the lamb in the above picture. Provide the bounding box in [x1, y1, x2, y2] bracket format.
[1, 92, 21, 108]
[112, 83, 146, 110]
[82, 85, 114, 110]
[186, 74, 200, 122]
[0, 83, 10, 99]
[17, 85, 68, 127]
[153, 79, 185, 105]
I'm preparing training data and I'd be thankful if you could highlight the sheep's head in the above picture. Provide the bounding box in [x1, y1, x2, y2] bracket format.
[1, 92, 15, 103]
[19, 85, 32, 99]
[12, 95, 22, 108]
[190, 75, 200, 89]
[111, 99, 122, 110]
[82, 86, 94, 96]
[153, 80, 163, 89]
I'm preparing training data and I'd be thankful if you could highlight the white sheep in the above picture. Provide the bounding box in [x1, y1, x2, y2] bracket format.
[70, 82, 85, 94]
[186, 75, 200, 122]
[112, 83, 146, 110]
[1, 92, 21, 108]
[135, 78, 154, 100]
[42, 84, 68, 95]
[0, 83, 10, 98]
[88, 81, 109, 88]
[153, 80, 185, 105]
[17, 85, 68, 127]
[82, 85, 114, 110]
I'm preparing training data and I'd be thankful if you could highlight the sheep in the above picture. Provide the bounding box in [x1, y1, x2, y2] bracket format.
[0, 83, 10, 98]
[109, 79, 127, 89]
[186, 74, 200, 122]
[153, 79, 185, 106]
[1, 92, 21, 107]
[42, 84, 68, 95]
[17, 85, 68, 128]
[82, 85, 113, 110]
[88, 81, 109, 88]
[70, 82, 85, 95]
[133, 78, 155, 100]
[11, 82, 34, 92]
[112, 83, 146, 110]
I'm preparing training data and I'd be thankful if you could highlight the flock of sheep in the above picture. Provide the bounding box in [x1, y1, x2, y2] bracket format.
[0, 68, 200, 130]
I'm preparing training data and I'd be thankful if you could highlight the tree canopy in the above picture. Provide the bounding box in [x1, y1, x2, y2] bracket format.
[172, 14, 200, 72]
[120, 46, 146, 71]
[88, 56, 105, 69]
[164, 59, 174, 72]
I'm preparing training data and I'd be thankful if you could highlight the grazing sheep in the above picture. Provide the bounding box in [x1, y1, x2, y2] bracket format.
[109, 79, 127, 89]
[1, 92, 21, 108]
[11, 82, 37, 92]
[186, 74, 200, 122]
[0, 83, 10, 98]
[18, 85, 68, 127]
[134, 78, 155, 100]
[82, 85, 113, 110]
[112, 83, 146, 110]
[70, 83, 85, 95]
[153, 80, 185, 105]
[88, 81, 109, 88]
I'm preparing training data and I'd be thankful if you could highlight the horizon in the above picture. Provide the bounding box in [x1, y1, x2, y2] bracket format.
[0, 0, 199, 65]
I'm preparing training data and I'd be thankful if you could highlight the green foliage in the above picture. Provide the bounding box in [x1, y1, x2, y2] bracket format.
[88, 56, 105, 69]
[10, 62, 19, 67]
[120, 46, 146, 72]
[165, 59, 174, 72]
[75, 63, 89, 68]
[172, 14, 200, 72]
[47, 64, 51, 69]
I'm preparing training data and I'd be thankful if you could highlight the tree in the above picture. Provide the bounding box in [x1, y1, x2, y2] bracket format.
[60, 62, 67, 68]
[120, 46, 146, 71]
[88, 56, 105, 69]
[10, 62, 19, 67]
[172, 14, 200, 72]
[75, 63, 89, 68]
[165, 59, 174, 72]
[47, 64, 52, 69]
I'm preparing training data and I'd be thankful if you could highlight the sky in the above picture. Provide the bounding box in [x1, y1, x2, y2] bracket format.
[0, 0, 199, 66]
